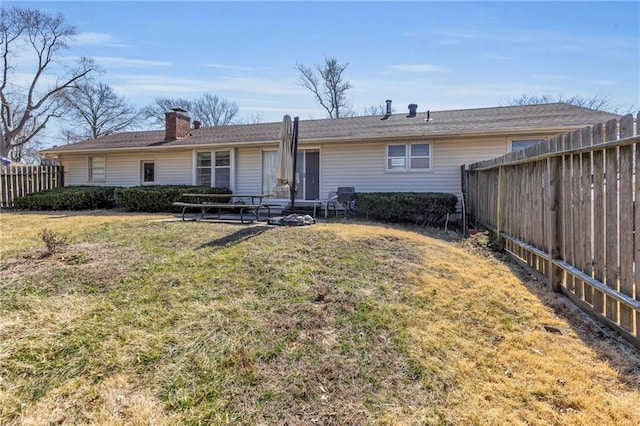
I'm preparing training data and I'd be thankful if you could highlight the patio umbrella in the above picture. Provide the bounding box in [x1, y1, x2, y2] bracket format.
[276, 114, 293, 185]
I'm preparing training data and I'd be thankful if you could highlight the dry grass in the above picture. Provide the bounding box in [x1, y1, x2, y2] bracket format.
[0, 212, 639, 425]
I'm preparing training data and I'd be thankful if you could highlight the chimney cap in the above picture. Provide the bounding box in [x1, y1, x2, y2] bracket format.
[382, 99, 392, 119]
[171, 107, 188, 113]
[407, 103, 418, 118]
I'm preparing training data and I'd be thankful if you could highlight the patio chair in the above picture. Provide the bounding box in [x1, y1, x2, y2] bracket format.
[323, 191, 339, 218]
[323, 187, 355, 218]
[337, 187, 356, 217]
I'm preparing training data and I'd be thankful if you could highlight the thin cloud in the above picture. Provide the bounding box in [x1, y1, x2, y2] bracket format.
[75, 32, 127, 47]
[110, 73, 305, 100]
[203, 63, 256, 72]
[388, 64, 447, 73]
[95, 56, 172, 68]
[475, 52, 518, 61]
[434, 28, 636, 59]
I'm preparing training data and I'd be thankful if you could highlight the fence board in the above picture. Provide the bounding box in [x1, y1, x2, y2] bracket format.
[0, 165, 63, 207]
[636, 113, 640, 336]
[581, 126, 593, 304]
[572, 130, 584, 299]
[604, 118, 619, 324]
[619, 142, 634, 332]
[464, 115, 640, 347]
[564, 133, 576, 291]
[592, 124, 606, 315]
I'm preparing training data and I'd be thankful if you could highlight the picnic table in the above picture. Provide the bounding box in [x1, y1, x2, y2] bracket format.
[173, 193, 274, 224]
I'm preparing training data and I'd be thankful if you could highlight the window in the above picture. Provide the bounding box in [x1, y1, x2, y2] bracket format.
[510, 138, 546, 152]
[141, 161, 155, 184]
[196, 152, 212, 186]
[88, 156, 105, 182]
[386, 143, 431, 171]
[196, 151, 231, 188]
[214, 151, 231, 188]
[262, 151, 278, 195]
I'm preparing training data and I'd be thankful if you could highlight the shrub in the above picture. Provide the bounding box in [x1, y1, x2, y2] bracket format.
[39, 228, 67, 254]
[114, 185, 232, 212]
[352, 192, 458, 226]
[13, 186, 118, 210]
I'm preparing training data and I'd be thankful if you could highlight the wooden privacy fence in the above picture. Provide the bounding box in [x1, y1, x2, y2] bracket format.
[464, 113, 640, 348]
[0, 165, 63, 208]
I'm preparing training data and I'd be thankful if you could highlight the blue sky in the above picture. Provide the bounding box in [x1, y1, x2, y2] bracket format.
[6, 0, 640, 142]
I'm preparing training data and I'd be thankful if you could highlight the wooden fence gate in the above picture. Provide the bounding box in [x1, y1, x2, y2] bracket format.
[463, 113, 640, 349]
[0, 165, 63, 208]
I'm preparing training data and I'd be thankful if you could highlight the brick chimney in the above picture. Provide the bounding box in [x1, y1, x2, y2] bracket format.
[165, 108, 191, 141]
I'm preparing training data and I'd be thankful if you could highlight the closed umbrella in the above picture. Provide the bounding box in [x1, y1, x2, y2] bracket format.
[276, 114, 293, 185]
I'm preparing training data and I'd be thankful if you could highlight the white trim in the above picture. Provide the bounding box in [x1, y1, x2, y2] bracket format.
[192, 149, 234, 190]
[385, 142, 432, 172]
[140, 160, 156, 185]
[88, 155, 106, 182]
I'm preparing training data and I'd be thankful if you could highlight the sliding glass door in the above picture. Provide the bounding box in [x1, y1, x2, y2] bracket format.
[263, 149, 319, 200]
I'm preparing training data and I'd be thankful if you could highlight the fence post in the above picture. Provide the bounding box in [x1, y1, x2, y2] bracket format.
[460, 164, 467, 236]
[547, 152, 562, 292]
[496, 165, 505, 245]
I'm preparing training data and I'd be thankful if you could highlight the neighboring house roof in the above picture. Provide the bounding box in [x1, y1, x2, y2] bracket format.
[41, 103, 620, 154]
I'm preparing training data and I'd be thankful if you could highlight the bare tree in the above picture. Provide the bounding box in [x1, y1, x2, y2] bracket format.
[0, 6, 94, 159]
[362, 103, 395, 116]
[11, 137, 43, 164]
[142, 93, 239, 128]
[237, 112, 264, 124]
[296, 56, 353, 118]
[141, 97, 193, 128]
[508, 94, 632, 113]
[191, 93, 239, 126]
[62, 81, 139, 139]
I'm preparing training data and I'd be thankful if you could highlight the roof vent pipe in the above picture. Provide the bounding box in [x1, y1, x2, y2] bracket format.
[381, 99, 392, 120]
[407, 104, 418, 117]
[193, 120, 201, 130]
[425, 110, 431, 122]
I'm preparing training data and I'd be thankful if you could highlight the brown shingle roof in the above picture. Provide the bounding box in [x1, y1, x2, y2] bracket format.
[41, 103, 620, 153]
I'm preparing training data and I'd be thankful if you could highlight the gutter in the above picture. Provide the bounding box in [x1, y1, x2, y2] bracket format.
[39, 125, 595, 156]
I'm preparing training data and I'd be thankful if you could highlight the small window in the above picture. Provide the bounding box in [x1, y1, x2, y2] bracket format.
[195, 151, 231, 188]
[386, 143, 431, 171]
[410, 144, 430, 169]
[510, 138, 546, 152]
[196, 152, 212, 186]
[387, 145, 406, 170]
[88, 156, 105, 182]
[141, 161, 155, 184]
[214, 151, 231, 188]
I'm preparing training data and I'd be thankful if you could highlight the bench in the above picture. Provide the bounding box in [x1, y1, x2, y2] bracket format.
[172, 201, 271, 224]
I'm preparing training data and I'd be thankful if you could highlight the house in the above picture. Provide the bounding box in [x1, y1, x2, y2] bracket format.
[40, 103, 619, 209]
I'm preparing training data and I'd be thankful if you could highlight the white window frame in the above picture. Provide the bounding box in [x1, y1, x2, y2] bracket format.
[385, 143, 432, 172]
[88, 155, 106, 182]
[509, 138, 547, 152]
[140, 160, 156, 185]
[193, 149, 234, 190]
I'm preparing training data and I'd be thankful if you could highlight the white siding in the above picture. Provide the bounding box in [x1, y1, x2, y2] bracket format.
[235, 147, 263, 194]
[60, 150, 193, 186]
[58, 136, 508, 201]
[319, 137, 507, 199]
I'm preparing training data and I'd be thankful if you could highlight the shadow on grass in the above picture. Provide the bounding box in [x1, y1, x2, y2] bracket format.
[499, 251, 640, 392]
[197, 225, 272, 249]
[353, 217, 640, 392]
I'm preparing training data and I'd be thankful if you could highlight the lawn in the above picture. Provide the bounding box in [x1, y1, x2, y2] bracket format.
[0, 211, 639, 425]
